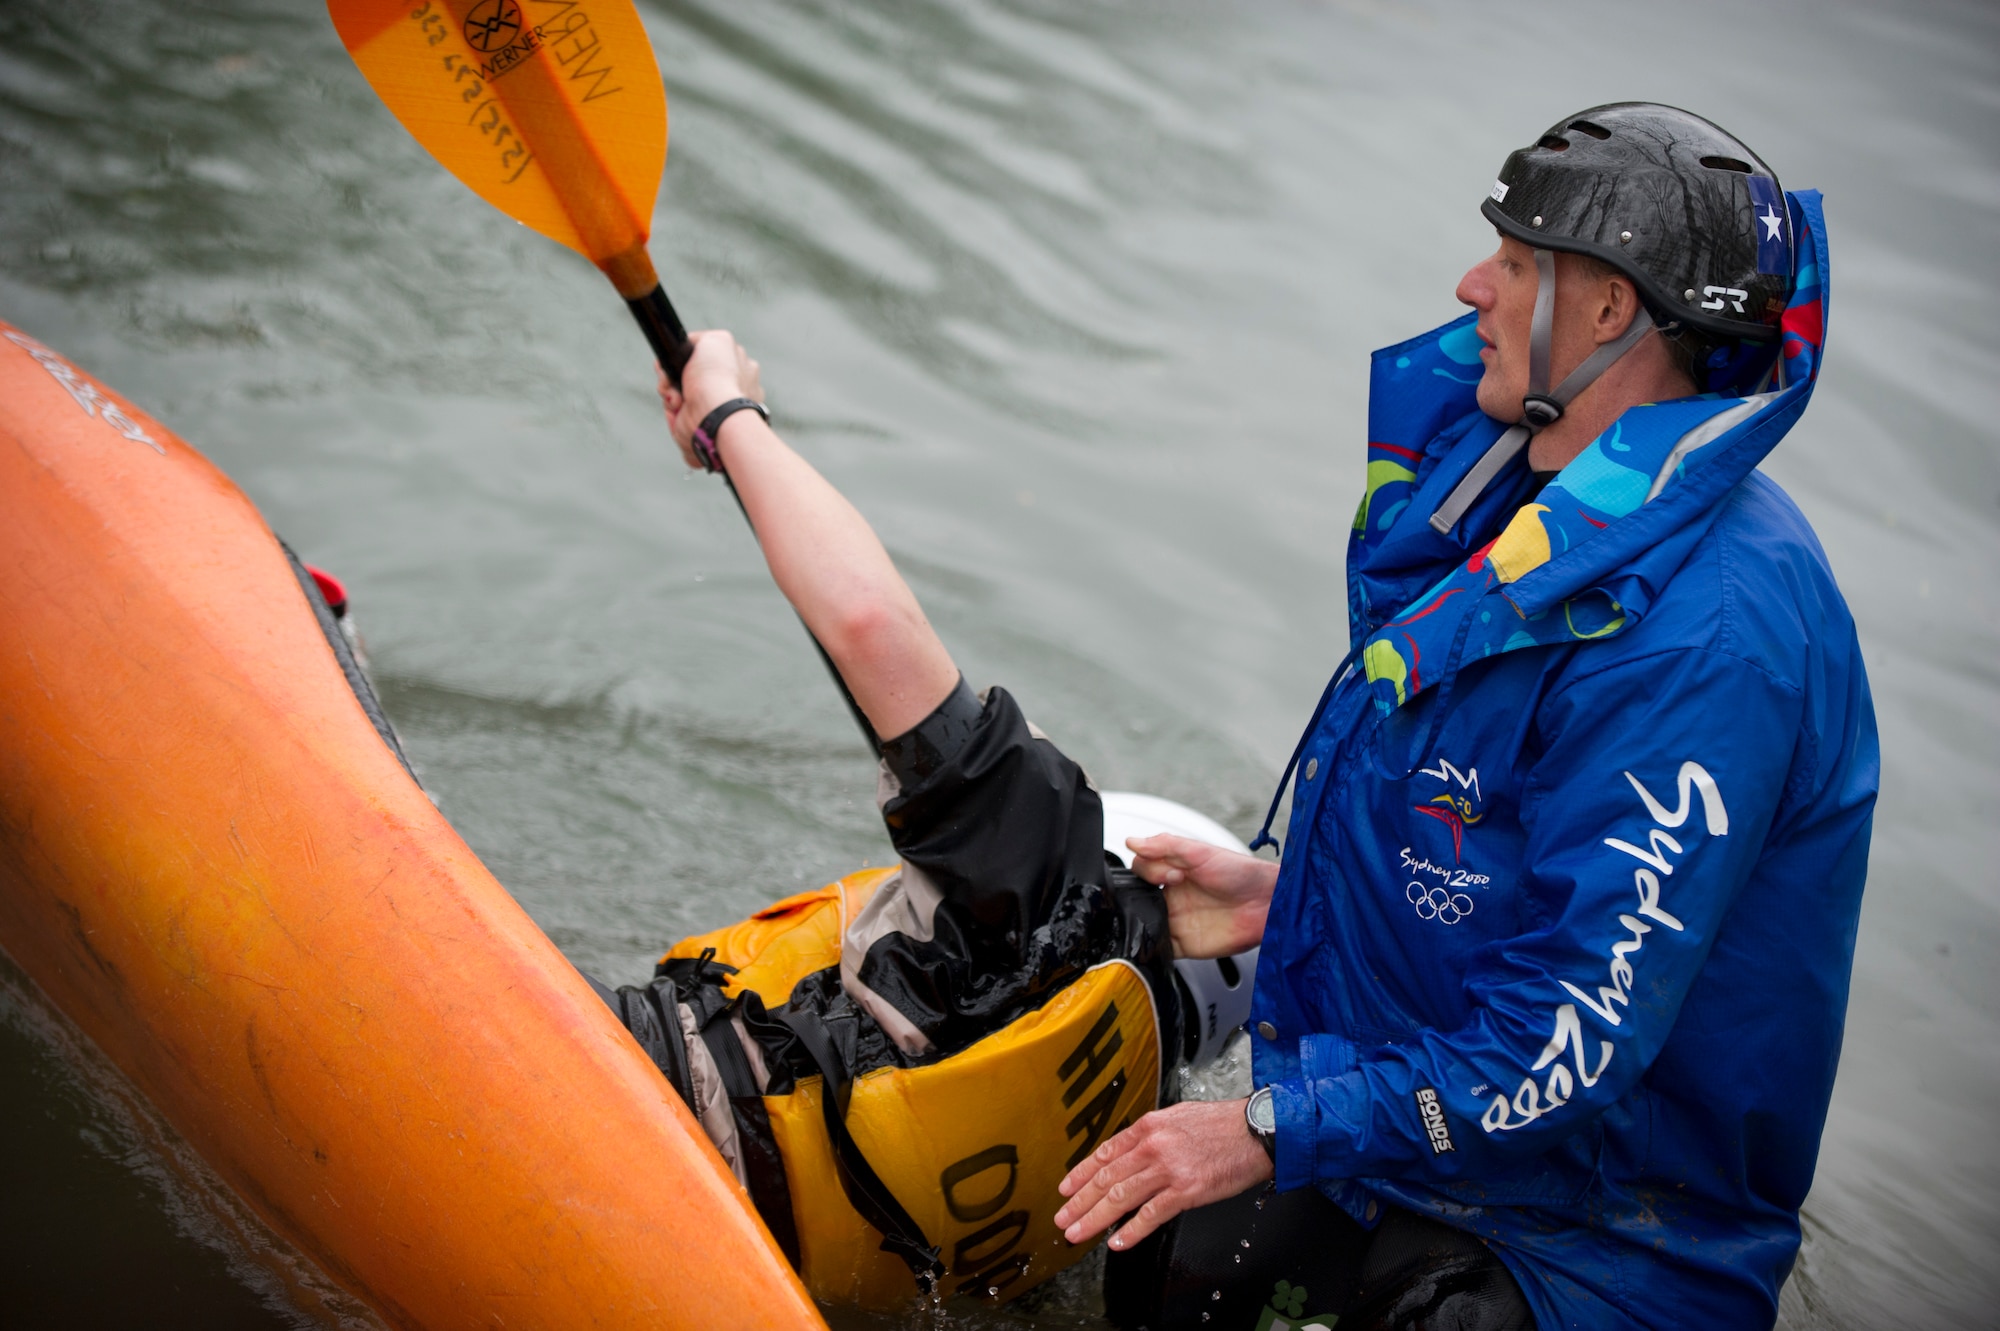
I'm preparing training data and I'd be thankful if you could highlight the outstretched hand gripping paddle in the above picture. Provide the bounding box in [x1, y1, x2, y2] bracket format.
[328, 0, 690, 379]
[329, 0, 878, 744]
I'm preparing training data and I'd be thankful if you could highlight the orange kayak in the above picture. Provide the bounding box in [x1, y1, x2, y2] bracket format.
[0, 321, 825, 1330]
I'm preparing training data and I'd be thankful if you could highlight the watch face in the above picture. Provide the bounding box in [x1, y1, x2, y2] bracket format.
[1248, 1088, 1276, 1134]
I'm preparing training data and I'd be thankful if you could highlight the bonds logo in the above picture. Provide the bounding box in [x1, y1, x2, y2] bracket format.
[1414, 1087, 1455, 1154]
[461, 0, 521, 52]
[1413, 758, 1484, 862]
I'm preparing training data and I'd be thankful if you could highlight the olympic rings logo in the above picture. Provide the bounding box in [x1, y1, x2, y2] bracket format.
[1407, 881, 1474, 925]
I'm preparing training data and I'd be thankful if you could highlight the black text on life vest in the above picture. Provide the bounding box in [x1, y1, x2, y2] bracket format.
[1059, 1003, 1122, 1107]
[941, 1145, 1018, 1222]
[950, 1208, 1030, 1297]
[935, 1000, 1137, 1298]
[1060, 1003, 1128, 1168]
[940, 1145, 1029, 1295]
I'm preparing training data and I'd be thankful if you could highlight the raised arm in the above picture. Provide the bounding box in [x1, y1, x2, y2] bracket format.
[658, 331, 959, 741]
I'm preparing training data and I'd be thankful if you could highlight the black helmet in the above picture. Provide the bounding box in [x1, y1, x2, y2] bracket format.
[1481, 102, 1793, 342]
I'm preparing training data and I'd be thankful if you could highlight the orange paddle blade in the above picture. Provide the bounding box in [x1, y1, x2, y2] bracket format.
[329, 0, 665, 285]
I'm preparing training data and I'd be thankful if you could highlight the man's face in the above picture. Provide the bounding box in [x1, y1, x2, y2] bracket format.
[1457, 234, 1638, 425]
[1455, 233, 1542, 423]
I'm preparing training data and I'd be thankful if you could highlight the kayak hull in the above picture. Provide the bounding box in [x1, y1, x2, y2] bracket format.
[0, 323, 825, 1330]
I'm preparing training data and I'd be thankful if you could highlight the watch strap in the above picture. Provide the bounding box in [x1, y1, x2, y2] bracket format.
[691, 397, 770, 473]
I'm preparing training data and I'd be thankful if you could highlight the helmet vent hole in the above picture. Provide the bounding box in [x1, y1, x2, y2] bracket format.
[1567, 119, 1612, 139]
[1537, 134, 1570, 152]
[1216, 956, 1242, 988]
[1700, 154, 1754, 173]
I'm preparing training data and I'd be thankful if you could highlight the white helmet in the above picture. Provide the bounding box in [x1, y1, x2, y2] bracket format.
[1100, 792, 1258, 1069]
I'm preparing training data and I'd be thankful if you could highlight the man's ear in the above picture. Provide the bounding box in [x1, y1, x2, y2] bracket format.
[1599, 275, 1642, 343]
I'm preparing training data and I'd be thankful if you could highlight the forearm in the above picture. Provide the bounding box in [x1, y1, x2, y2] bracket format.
[712, 412, 958, 740]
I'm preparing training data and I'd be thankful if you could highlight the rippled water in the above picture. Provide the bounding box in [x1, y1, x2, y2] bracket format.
[3, 0, 1997, 1326]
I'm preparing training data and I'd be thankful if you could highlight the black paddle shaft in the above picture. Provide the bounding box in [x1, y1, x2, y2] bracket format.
[626, 284, 694, 386]
[622, 286, 881, 752]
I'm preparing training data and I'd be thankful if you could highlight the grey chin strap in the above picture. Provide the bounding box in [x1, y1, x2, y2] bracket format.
[1429, 249, 1658, 536]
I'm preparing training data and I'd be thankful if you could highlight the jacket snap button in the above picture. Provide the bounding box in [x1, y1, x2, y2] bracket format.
[1365, 1201, 1379, 1222]
[1257, 1021, 1278, 1041]
[1304, 758, 1318, 780]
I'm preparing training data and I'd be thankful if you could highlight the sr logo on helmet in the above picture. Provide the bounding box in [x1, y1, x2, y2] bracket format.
[1701, 285, 1751, 313]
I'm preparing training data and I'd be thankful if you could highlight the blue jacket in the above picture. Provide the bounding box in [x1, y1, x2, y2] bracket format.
[1250, 191, 1876, 1329]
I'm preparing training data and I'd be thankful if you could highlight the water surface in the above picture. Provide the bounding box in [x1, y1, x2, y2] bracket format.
[2, 0, 1996, 1326]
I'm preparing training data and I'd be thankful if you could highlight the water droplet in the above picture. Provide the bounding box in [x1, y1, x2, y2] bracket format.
[1212, 1290, 1222, 1301]
[1240, 1239, 1251, 1248]
[988, 1286, 999, 1297]
[1234, 1254, 1243, 1264]
[1201, 1314, 1211, 1324]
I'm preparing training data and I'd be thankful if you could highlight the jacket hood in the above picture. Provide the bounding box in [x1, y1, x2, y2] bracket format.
[1346, 190, 1829, 714]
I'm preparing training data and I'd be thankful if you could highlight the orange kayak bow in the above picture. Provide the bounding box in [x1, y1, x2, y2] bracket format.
[0, 321, 825, 1331]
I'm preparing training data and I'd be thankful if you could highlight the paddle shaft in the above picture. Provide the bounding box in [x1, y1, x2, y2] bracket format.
[623, 284, 881, 751]
[626, 284, 695, 386]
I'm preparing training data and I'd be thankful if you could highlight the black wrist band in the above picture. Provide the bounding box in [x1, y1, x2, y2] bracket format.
[691, 397, 770, 474]
[878, 677, 983, 785]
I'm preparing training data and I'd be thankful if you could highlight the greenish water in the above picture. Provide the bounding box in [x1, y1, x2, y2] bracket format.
[2, 0, 1997, 1326]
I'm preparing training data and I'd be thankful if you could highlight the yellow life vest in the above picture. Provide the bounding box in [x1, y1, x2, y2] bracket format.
[664, 867, 1164, 1308]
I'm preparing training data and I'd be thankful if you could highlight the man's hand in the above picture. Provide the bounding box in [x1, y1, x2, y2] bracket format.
[656, 330, 765, 470]
[1127, 833, 1279, 959]
[1054, 1098, 1273, 1251]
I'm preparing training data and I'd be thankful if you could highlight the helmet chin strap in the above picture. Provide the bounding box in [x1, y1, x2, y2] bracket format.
[1429, 248, 1657, 537]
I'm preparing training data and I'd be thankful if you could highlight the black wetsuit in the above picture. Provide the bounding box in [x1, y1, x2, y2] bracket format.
[1107, 1184, 1533, 1331]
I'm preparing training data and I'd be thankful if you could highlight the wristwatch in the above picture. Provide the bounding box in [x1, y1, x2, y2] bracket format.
[690, 396, 771, 474]
[1245, 1086, 1278, 1162]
